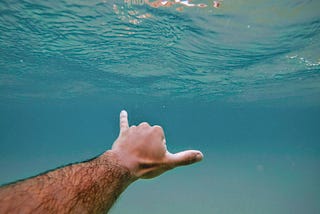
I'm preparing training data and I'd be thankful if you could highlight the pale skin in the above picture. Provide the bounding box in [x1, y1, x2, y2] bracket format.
[0, 110, 203, 213]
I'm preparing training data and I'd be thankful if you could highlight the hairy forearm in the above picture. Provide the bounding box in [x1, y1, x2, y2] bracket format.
[0, 151, 135, 214]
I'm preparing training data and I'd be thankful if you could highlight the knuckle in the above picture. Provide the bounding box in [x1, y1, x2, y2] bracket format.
[130, 125, 137, 129]
[152, 125, 164, 134]
[139, 122, 150, 127]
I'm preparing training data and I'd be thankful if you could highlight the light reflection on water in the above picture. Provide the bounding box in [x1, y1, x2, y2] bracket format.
[0, 0, 319, 102]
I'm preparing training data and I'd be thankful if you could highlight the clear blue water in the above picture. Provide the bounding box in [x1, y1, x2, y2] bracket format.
[0, 0, 320, 213]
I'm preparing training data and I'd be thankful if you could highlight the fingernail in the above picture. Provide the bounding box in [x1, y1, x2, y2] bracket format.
[195, 152, 203, 162]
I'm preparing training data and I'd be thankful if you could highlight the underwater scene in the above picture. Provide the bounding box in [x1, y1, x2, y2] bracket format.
[0, 0, 320, 213]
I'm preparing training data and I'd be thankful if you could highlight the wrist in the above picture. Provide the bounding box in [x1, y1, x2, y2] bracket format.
[97, 150, 139, 182]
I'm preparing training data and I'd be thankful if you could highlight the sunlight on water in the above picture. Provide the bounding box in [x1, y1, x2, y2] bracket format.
[0, 0, 319, 101]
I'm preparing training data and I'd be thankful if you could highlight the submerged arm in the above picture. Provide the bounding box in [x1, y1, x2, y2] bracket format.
[0, 152, 134, 213]
[0, 110, 203, 213]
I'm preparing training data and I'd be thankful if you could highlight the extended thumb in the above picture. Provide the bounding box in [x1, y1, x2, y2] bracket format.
[168, 150, 203, 167]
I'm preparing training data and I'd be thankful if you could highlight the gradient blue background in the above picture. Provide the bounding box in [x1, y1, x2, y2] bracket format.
[1, 98, 319, 213]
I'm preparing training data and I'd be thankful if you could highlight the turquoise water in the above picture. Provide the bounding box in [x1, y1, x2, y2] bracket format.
[1, 0, 320, 213]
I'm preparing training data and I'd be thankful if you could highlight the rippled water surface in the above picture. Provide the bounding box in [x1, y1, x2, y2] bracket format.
[1, 1, 320, 214]
[1, 0, 319, 102]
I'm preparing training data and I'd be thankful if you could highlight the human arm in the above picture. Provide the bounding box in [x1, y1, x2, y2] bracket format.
[0, 110, 203, 213]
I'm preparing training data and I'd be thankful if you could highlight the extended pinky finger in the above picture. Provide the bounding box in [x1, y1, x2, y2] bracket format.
[119, 110, 129, 132]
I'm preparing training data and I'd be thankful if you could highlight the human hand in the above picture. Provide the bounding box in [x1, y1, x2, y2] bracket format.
[109, 110, 203, 179]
